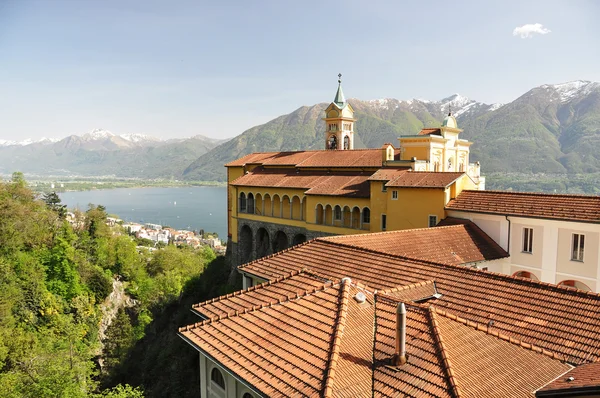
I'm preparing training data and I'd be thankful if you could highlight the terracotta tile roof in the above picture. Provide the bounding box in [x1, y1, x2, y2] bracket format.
[179, 278, 375, 397]
[378, 280, 440, 302]
[537, 361, 600, 396]
[239, 238, 600, 365]
[226, 149, 395, 169]
[417, 128, 442, 136]
[367, 168, 409, 182]
[322, 222, 508, 265]
[385, 171, 466, 188]
[230, 167, 372, 197]
[191, 270, 327, 320]
[446, 190, 600, 223]
[373, 297, 454, 397]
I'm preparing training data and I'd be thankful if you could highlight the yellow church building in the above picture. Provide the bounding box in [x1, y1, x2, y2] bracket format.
[225, 77, 485, 270]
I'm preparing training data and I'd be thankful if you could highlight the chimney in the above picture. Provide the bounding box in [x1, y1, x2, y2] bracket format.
[394, 303, 407, 366]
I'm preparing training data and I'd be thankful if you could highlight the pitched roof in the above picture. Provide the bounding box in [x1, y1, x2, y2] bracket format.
[418, 128, 442, 136]
[230, 167, 372, 197]
[180, 278, 375, 397]
[321, 222, 508, 265]
[225, 149, 398, 169]
[446, 190, 600, 223]
[386, 171, 466, 188]
[537, 361, 600, 396]
[239, 237, 600, 365]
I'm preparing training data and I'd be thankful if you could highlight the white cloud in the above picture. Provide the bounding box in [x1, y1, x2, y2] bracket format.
[513, 23, 551, 38]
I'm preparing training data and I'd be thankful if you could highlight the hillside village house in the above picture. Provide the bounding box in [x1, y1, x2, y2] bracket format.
[226, 78, 600, 293]
[179, 225, 600, 397]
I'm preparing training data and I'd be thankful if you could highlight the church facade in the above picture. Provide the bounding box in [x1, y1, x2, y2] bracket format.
[225, 78, 484, 272]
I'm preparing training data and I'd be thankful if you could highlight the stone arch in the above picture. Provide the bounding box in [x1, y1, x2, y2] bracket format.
[239, 224, 253, 264]
[272, 230, 288, 254]
[239, 192, 247, 213]
[333, 205, 342, 224]
[256, 227, 270, 259]
[325, 205, 333, 225]
[342, 206, 351, 228]
[282, 195, 291, 219]
[263, 193, 272, 216]
[247, 192, 255, 214]
[316, 204, 324, 224]
[351, 206, 360, 229]
[291, 195, 302, 220]
[272, 194, 281, 218]
[512, 271, 539, 281]
[255, 193, 263, 216]
[292, 233, 307, 246]
[558, 279, 592, 292]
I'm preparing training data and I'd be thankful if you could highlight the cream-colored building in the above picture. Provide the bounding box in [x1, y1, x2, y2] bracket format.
[446, 190, 600, 292]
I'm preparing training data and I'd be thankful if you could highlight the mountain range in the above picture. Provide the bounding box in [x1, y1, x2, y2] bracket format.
[2, 81, 600, 192]
[0, 129, 226, 179]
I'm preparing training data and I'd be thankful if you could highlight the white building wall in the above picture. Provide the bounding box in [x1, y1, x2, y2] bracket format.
[200, 353, 261, 398]
[446, 210, 600, 292]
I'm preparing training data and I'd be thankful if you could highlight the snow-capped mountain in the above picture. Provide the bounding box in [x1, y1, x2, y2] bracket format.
[540, 80, 600, 103]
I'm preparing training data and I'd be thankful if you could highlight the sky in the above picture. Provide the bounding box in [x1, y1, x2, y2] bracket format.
[1, 0, 599, 141]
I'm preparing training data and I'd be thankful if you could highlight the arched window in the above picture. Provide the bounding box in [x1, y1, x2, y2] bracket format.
[343, 135, 350, 150]
[362, 208, 370, 224]
[334, 205, 342, 221]
[328, 135, 337, 150]
[558, 280, 592, 292]
[247, 193, 254, 214]
[242, 393, 254, 398]
[239, 193, 247, 213]
[211, 368, 225, 390]
[512, 271, 539, 281]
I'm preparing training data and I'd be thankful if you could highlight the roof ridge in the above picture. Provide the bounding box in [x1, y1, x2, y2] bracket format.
[323, 279, 351, 398]
[377, 280, 435, 295]
[432, 307, 567, 362]
[461, 189, 600, 199]
[192, 268, 308, 311]
[308, 240, 600, 300]
[178, 279, 337, 333]
[429, 308, 463, 398]
[319, 224, 465, 242]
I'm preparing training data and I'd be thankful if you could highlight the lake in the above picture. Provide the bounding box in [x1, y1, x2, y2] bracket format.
[59, 186, 228, 238]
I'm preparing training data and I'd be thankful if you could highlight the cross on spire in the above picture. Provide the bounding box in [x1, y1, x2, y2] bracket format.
[338, 73, 342, 84]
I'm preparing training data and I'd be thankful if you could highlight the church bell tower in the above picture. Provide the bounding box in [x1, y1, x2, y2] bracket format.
[323, 74, 356, 150]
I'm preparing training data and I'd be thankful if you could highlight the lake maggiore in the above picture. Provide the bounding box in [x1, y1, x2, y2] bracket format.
[59, 186, 227, 238]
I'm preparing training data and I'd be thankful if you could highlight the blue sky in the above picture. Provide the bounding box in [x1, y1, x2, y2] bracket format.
[1, 0, 599, 140]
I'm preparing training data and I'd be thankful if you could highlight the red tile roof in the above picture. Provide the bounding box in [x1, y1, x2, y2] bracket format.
[230, 167, 372, 197]
[226, 149, 396, 169]
[239, 237, 600, 365]
[446, 190, 600, 223]
[537, 361, 600, 396]
[367, 168, 408, 182]
[417, 128, 442, 136]
[386, 171, 466, 188]
[322, 221, 508, 265]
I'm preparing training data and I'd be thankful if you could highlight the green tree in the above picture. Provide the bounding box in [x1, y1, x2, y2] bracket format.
[102, 307, 134, 373]
[42, 191, 67, 219]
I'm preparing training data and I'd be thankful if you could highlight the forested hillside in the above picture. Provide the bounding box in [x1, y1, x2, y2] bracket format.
[0, 173, 235, 397]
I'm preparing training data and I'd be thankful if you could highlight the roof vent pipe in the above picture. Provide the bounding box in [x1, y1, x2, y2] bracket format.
[394, 303, 407, 366]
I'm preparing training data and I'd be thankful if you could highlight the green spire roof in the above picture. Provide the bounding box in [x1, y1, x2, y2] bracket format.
[333, 73, 346, 107]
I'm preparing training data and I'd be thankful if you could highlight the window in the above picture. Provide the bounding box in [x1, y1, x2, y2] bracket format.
[382, 183, 387, 192]
[343, 135, 350, 149]
[572, 233, 585, 261]
[362, 208, 370, 224]
[334, 205, 342, 220]
[392, 190, 398, 200]
[329, 123, 337, 131]
[522, 228, 533, 253]
[428, 215, 437, 228]
[328, 135, 337, 150]
[381, 214, 387, 231]
[239, 193, 247, 212]
[211, 368, 225, 390]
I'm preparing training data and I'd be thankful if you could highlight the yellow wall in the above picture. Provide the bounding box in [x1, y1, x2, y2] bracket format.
[401, 146, 430, 161]
[387, 188, 447, 230]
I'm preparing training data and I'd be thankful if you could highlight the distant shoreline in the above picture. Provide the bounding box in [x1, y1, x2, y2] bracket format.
[21, 178, 226, 193]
